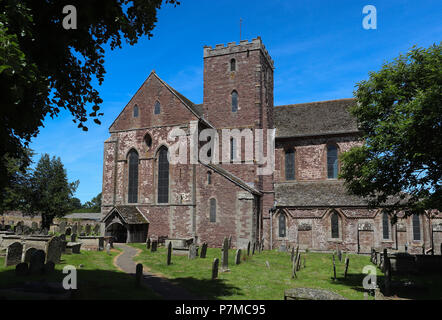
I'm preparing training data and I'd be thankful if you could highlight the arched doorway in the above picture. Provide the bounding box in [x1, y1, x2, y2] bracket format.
[106, 222, 128, 243]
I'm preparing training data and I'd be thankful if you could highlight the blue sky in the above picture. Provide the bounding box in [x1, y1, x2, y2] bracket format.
[29, 0, 442, 203]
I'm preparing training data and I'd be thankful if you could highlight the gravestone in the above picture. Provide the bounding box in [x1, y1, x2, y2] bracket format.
[65, 227, 71, 236]
[200, 242, 208, 258]
[85, 224, 91, 235]
[93, 224, 100, 235]
[23, 247, 37, 264]
[135, 263, 143, 287]
[188, 244, 197, 260]
[221, 237, 229, 271]
[344, 257, 350, 279]
[295, 246, 299, 261]
[15, 262, 29, 276]
[72, 223, 78, 235]
[332, 254, 337, 281]
[71, 233, 77, 242]
[212, 258, 219, 280]
[291, 247, 295, 262]
[151, 240, 158, 252]
[337, 248, 342, 262]
[252, 242, 256, 255]
[59, 221, 66, 234]
[384, 254, 392, 296]
[167, 242, 172, 265]
[247, 241, 251, 256]
[291, 255, 297, 279]
[31, 222, 38, 231]
[228, 235, 232, 249]
[296, 253, 302, 271]
[46, 236, 62, 264]
[235, 249, 241, 265]
[5, 242, 23, 266]
[146, 238, 151, 250]
[44, 261, 55, 274]
[106, 242, 111, 255]
[29, 250, 45, 274]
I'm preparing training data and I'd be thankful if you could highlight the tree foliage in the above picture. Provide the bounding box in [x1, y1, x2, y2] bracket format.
[0, 0, 179, 195]
[340, 43, 442, 218]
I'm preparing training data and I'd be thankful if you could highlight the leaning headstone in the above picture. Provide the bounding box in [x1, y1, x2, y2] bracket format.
[212, 258, 219, 280]
[200, 242, 208, 258]
[247, 241, 251, 256]
[151, 240, 158, 252]
[146, 238, 151, 250]
[23, 247, 37, 264]
[72, 223, 78, 235]
[188, 244, 197, 260]
[344, 257, 350, 279]
[235, 249, 241, 265]
[296, 253, 302, 271]
[29, 250, 45, 274]
[221, 237, 229, 271]
[59, 221, 66, 234]
[291, 256, 297, 279]
[295, 246, 299, 261]
[5, 242, 23, 266]
[85, 224, 91, 235]
[167, 242, 172, 265]
[135, 263, 143, 287]
[15, 262, 29, 276]
[46, 236, 62, 264]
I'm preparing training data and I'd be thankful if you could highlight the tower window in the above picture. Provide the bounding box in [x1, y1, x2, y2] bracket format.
[327, 145, 338, 179]
[382, 212, 390, 240]
[331, 211, 339, 238]
[210, 198, 216, 222]
[279, 214, 286, 237]
[230, 138, 236, 162]
[144, 133, 152, 149]
[231, 90, 238, 112]
[133, 105, 139, 118]
[128, 149, 139, 203]
[412, 214, 421, 241]
[154, 101, 161, 115]
[157, 146, 169, 203]
[285, 149, 295, 180]
[230, 58, 236, 72]
[207, 171, 212, 185]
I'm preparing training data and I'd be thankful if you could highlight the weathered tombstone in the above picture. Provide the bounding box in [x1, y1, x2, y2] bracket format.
[22, 247, 37, 264]
[72, 223, 78, 235]
[228, 235, 232, 249]
[5, 242, 23, 266]
[384, 254, 392, 296]
[295, 245, 299, 261]
[15, 262, 29, 276]
[29, 250, 45, 274]
[247, 241, 251, 256]
[188, 244, 197, 260]
[337, 248, 342, 262]
[252, 242, 256, 255]
[212, 258, 219, 280]
[332, 254, 337, 281]
[44, 261, 55, 274]
[235, 249, 241, 265]
[71, 233, 77, 242]
[106, 242, 111, 255]
[59, 221, 66, 234]
[46, 236, 62, 264]
[65, 227, 71, 236]
[296, 253, 302, 271]
[167, 242, 172, 265]
[221, 237, 229, 271]
[291, 256, 297, 279]
[291, 247, 295, 261]
[85, 224, 91, 235]
[200, 242, 208, 258]
[344, 257, 350, 279]
[135, 263, 143, 287]
[146, 238, 151, 250]
[151, 240, 158, 252]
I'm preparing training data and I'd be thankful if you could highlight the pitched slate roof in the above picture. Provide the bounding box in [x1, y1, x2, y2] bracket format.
[64, 213, 102, 221]
[102, 206, 148, 225]
[274, 98, 360, 138]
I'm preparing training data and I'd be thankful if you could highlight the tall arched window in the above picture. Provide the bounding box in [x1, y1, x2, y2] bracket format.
[230, 138, 236, 162]
[157, 146, 169, 203]
[133, 105, 139, 118]
[412, 214, 421, 241]
[382, 212, 390, 239]
[331, 211, 339, 238]
[231, 90, 238, 112]
[279, 214, 286, 237]
[285, 149, 295, 180]
[154, 101, 161, 114]
[127, 149, 139, 203]
[209, 198, 216, 222]
[327, 145, 338, 179]
[230, 58, 236, 72]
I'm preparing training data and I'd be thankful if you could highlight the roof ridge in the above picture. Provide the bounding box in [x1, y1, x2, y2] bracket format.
[275, 98, 355, 109]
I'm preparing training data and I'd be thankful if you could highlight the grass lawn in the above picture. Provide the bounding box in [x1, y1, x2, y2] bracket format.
[130, 243, 381, 300]
[0, 249, 160, 300]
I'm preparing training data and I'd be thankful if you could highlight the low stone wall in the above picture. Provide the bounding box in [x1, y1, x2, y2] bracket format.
[77, 236, 104, 250]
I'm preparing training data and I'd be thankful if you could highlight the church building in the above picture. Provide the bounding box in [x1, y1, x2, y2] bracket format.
[101, 37, 442, 254]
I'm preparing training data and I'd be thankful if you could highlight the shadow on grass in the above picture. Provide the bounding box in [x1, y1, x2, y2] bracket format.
[0, 267, 160, 300]
[169, 277, 243, 300]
